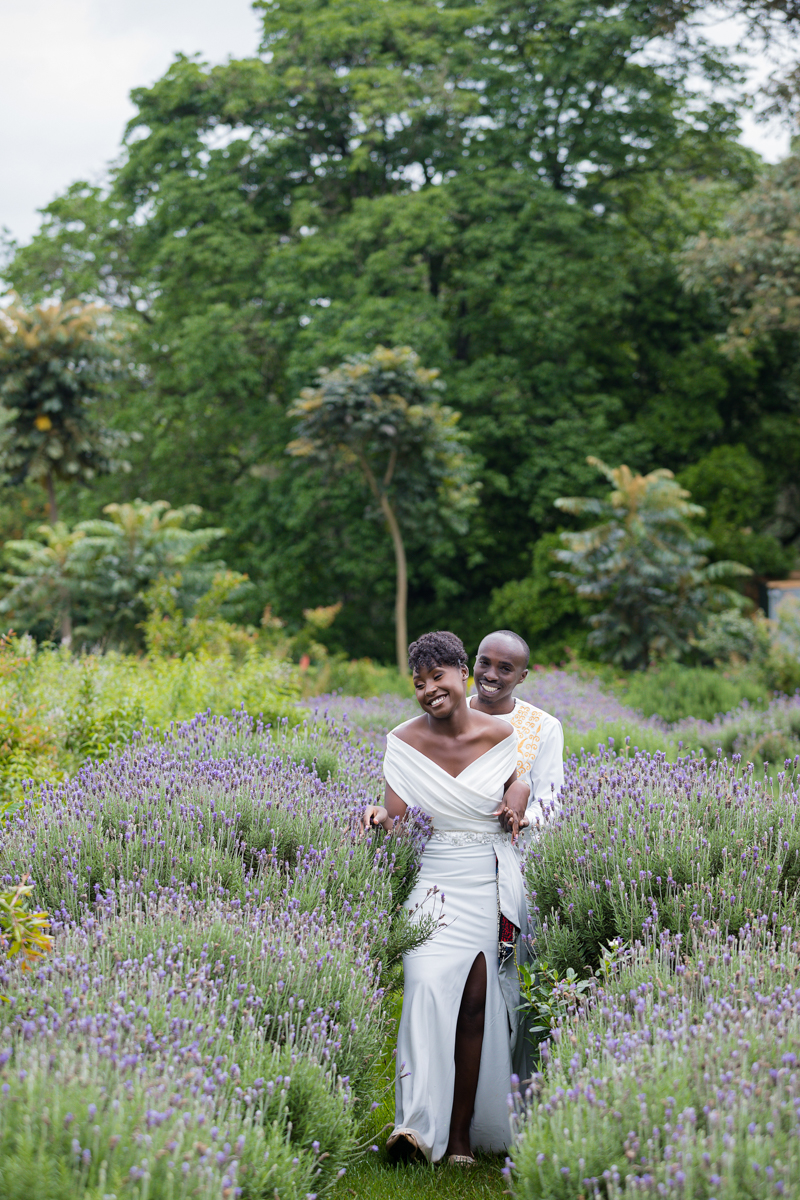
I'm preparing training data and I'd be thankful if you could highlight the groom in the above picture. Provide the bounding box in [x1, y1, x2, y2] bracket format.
[469, 629, 564, 829]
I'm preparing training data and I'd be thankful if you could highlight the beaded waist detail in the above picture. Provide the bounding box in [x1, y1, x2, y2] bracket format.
[427, 830, 509, 846]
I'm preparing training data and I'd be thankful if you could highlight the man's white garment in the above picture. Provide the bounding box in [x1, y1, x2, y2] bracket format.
[383, 725, 523, 1163]
[469, 695, 564, 825]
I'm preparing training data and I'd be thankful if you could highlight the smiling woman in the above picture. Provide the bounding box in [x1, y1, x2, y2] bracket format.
[361, 631, 532, 1167]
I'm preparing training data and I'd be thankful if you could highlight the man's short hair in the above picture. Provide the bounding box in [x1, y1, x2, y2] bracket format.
[408, 630, 468, 674]
[482, 629, 530, 668]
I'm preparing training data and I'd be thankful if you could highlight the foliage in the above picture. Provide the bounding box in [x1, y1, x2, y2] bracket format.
[0, 633, 61, 807]
[0, 710, 434, 1195]
[554, 458, 752, 669]
[524, 742, 800, 977]
[141, 569, 254, 658]
[288, 345, 478, 670]
[489, 534, 595, 665]
[0, 879, 52, 975]
[309, 655, 415, 700]
[0, 522, 87, 645]
[510, 922, 800, 1200]
[617, 660, 769, 724]
[0, 499, 226, 650]
[517, 959, 592, 1053]
[0, 633, 304, 807]
[684, 155, 800, 354]
[0, 299, 127, 519]
[0, 703, 60, 811]
[678, 444, 794, 577]
[73, 498, 227, 648]
[62, 664, 144, 763]
[692, 606, 771, 665]
[4, 0, 783, 657]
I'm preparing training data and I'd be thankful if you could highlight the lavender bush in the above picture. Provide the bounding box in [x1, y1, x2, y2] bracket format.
[682, 692, 800, 770]
[0, 711, 432, 1198]
[510, 921, 800, 1199]
[524, 742, 800, 975]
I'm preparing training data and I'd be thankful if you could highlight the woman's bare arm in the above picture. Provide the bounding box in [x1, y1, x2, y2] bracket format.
[361, 782, 408, 833]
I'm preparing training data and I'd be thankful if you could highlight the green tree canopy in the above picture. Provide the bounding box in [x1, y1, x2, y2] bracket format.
[4, 0, 798, 657]
[288, 346, 477, 670]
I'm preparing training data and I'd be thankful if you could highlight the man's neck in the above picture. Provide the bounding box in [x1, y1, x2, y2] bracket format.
[469, 693, 516, 716]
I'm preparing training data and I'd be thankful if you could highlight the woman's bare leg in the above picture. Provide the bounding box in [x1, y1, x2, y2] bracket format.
[445, 952, 487, 1159]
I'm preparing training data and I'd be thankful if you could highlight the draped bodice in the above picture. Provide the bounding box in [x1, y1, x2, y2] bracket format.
[383, 722, 527, 928]
[383, 724, 517, 833]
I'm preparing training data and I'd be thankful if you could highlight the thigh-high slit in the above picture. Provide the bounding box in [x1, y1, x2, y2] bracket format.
[392, 841, 513, 1163]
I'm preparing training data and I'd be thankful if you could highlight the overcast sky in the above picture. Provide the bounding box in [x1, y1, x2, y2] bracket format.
[0, 0, 796, 250]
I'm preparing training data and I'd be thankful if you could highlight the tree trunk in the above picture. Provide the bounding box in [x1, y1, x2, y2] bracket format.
[379, 493, 408, 675]
[60, 595, 72, 650]
[46, 471, 58, 524]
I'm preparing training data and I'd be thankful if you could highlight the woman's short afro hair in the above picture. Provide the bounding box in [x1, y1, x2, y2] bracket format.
[408, 630, 468, 674]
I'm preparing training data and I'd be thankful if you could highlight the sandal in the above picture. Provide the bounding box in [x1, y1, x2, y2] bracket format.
[447, 1154, 476, 1167]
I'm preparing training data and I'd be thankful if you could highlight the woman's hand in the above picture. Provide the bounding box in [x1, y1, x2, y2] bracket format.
[361, 804, 393, 834]
[493, 778, 530, 843]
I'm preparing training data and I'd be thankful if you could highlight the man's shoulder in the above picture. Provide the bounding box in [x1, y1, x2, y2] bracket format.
[512, 698, 560, 725]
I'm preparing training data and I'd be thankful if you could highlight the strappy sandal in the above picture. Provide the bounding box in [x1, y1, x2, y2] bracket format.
[447, 1154, 476, 1167]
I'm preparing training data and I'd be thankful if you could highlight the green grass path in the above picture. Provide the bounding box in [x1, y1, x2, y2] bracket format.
[332, 1156, 508, 1198]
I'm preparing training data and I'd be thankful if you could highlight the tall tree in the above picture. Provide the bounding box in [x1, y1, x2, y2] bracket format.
[0, 299, 125, 523]
[3, 0, 782, 656]
[287, 346, 477, 670]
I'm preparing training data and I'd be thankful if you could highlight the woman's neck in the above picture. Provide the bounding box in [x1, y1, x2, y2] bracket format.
[424, 689, 471, 738]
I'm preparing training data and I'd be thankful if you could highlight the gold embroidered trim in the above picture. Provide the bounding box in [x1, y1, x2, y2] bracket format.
[509, 703, 544, 779]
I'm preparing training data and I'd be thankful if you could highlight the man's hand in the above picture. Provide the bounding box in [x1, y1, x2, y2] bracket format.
[361, 804, 392, 834]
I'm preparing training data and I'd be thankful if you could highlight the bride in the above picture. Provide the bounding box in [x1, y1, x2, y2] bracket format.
[362, 630, 530, 1166]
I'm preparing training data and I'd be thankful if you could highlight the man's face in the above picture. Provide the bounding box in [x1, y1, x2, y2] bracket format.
[473, 634, 528, 706]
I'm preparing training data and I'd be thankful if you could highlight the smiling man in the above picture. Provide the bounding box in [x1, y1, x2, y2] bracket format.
[469, 629, 564, 828]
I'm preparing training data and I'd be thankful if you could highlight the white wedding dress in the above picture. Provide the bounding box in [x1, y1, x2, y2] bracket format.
[384, 723, 527, 1163]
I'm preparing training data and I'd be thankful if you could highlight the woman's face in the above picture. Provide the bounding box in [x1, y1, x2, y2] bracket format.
[413, 661, 468, 720]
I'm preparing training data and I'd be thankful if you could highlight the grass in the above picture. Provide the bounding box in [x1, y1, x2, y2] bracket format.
[332, 1156, 509, 1197]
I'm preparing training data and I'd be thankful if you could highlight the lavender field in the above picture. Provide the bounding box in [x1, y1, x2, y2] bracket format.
[0, 671, 799, 1198]
[318, 668, 800, 771]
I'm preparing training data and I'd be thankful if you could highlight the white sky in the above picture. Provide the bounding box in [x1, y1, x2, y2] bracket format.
[0, 0, 797, 249]
[0, 0, 261, 246]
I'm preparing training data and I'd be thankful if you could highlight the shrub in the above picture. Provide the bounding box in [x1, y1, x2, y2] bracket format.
[0, 704, 59, 809]
[0, 710, 434, 1195]
[524, 742, 800, 976]
[62, 664, 144, 765]
[617, 662, 767, 724]
[510, 922, 800, 1200]
[685, 692, 800, 769]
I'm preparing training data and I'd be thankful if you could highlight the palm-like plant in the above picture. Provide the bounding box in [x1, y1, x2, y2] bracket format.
[0, 523, 87, 646]
[0, 500, 225, 650]
[554, 458, 751, 669]
[0, 298, 126, 521]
